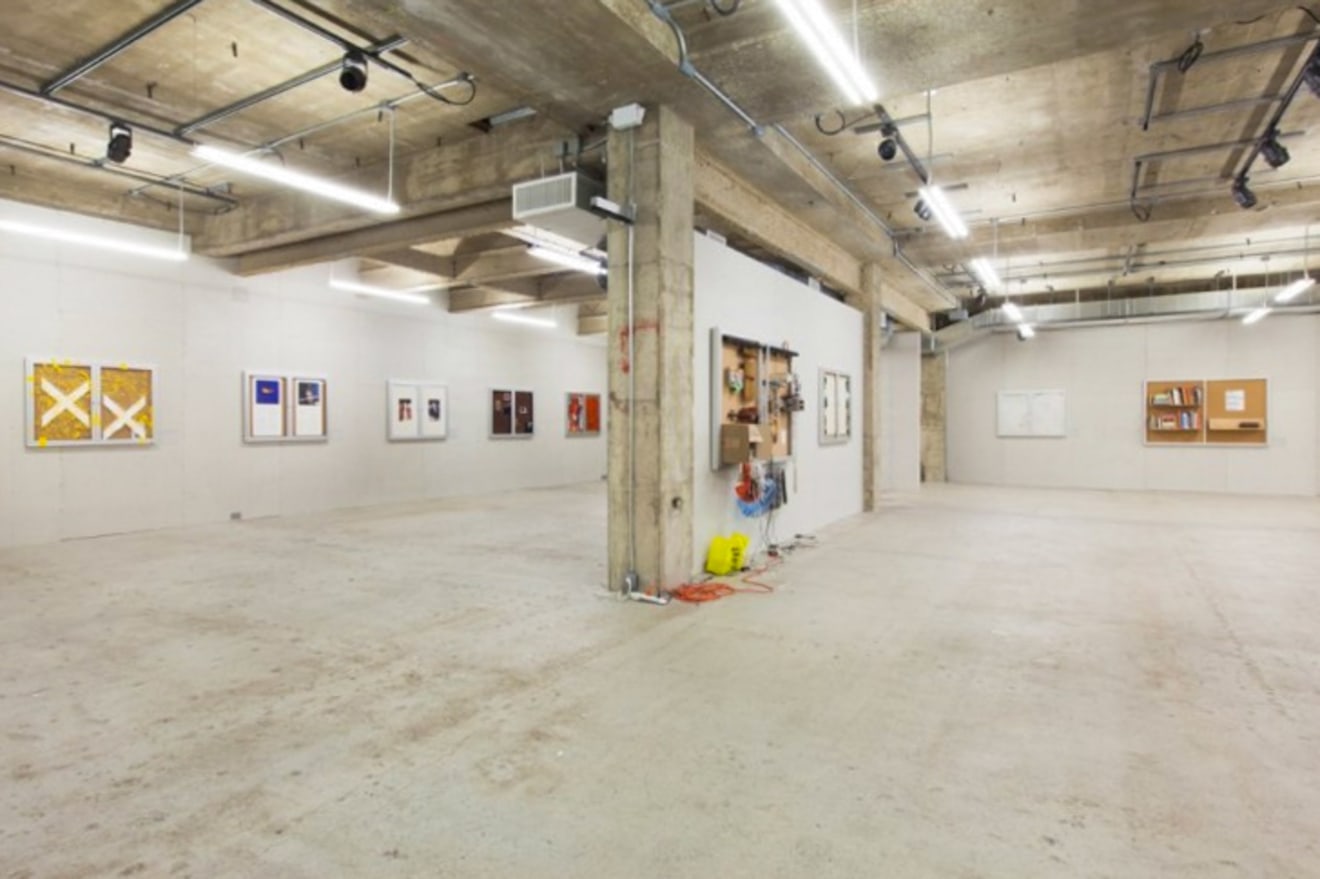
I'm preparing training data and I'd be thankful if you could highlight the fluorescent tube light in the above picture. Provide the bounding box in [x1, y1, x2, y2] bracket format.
[1274, 276, 1315, 303]
[0, 219, 187, 262]
[1001, 301, 1023, 322]
[528, 245, 605, 276]
[969, 257, 1002, 291]
[918, 185, 968, 239]
[1242, 306, 1271, 325]
[193, 144, 401, 215]
[329, 279, 431, 305]
[771, 0, 878, 105]
[492, 310, 556, 328]
[1017, 324, 1036, 339]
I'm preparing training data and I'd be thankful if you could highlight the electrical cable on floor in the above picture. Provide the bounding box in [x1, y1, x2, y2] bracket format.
[672, 557, 780, 603]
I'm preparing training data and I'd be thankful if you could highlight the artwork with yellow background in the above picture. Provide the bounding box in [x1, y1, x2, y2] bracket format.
[31, 361, 94, 445]
[100, 366, 154, 442]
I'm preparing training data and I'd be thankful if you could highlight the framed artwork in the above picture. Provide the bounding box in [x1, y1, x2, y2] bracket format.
[25, 358, 156, 449]
[566, 392, 602, 436]
[491, 389, 534, 438]
[819, 368, 852, 445]
[389, 381, 448, 441]
[244, 372, 327, 443]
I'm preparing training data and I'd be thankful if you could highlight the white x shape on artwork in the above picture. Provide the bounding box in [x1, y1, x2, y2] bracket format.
[103, 396, 148, 438]
[40, 378, 91, 427]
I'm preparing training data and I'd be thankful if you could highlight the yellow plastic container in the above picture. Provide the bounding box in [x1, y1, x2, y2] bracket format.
[705, 535, 734, 576]
[729, 532, 750, 570]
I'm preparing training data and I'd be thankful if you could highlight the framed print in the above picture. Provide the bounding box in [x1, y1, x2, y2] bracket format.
[492, 389, 534, 438]
[27, 359, 95, 448]
[420, 385, 448, 439]
[292, 377, 327, 439]
[389, 381, 447, 441]
[100, 365, 155, 444]
[819, 368, 852, 445]
[566, 392, 602, 436]
[245, 373, 286, 441]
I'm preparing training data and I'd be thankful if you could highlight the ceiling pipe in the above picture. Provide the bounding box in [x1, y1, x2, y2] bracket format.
[0, 79, 198, 150]
[42, 0, 208, 95]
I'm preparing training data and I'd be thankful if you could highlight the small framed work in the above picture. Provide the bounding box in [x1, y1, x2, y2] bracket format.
[566, 392, 602, 436]
[819, 368, 852, 445]
[244, 371, 327, 443]
[389, 381, 448, 441]
[25, 358, 156, 449]
[491, 389, 534, 438]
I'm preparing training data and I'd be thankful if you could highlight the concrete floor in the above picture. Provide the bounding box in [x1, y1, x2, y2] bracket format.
[2, 483, 1318, 878]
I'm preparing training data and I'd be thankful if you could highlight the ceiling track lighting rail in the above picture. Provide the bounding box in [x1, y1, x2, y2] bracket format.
[0, 134, 236, 209]
[1229, 40, 1320, 212]
[41, 0, 208, 95]
[244, 0, 475, 106]
[177, 35, 408, 136]
[1141, 30, 1320, 130]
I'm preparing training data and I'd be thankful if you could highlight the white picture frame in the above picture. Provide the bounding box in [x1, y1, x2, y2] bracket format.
[25, 357, 158, 449]
[389, 380, 448, 441]
[244, 371, 328, 443]
[819, 368, 852, 445]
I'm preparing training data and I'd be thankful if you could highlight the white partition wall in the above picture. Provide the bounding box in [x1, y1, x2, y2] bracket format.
[946, 319, 1320, 496]
[692, 233, 867, 560]
[0, 201, 607, 547]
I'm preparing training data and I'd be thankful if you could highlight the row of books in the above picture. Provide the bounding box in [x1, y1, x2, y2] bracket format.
[1149, 410, 1202, 431]
[1150, 385, 1203, 406]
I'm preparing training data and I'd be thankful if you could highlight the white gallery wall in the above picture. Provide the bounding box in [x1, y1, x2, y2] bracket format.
[692, 233, 868, 557]
[0, 201, 607, 548]
[946, 317, 1320, 496]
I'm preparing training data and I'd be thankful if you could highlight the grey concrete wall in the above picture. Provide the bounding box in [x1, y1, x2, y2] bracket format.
[921, 351, 947, 482]
[946, 317, 1320, 496]
[692, 233, 865, 560]
[0, 202, 607, 547]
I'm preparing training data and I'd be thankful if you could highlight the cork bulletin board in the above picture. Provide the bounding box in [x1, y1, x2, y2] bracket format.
[1205, 378, 1267, 446]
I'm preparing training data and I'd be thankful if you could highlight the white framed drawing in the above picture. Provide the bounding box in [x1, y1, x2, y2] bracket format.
[389, 381, 448, 441]
[996, 389, 1066, 438]
[819, 368, 852, 445]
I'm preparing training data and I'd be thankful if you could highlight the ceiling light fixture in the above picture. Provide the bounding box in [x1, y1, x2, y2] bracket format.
[1274, 276, 1315, 303]
[1001, 301, 1023, 322]
[1016, 324, 1036, 340]
[918, 184, 969, 239]
[878, 138, 897, 161]
[329, 278, 431, 305]
[339, 49, 369, 93]
[107, 122, 133, 164]
[527, 245, 606, 276]
[968, 257, 1002, 291]
[1304, 54, 1320, 97]
[1260, 132, 1290, 169]
[0, 218, 187, 262]
[492, 310, 556, 328]
[770, 0, 878, 106]
[193, 144, 400, 214]
[1231, 176, 1257, 210]
[1242, 306, 1271, 325]
[913, 199, 933, 222]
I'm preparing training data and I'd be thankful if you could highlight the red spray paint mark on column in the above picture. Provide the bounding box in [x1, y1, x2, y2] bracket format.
[617, 321, 661, 374]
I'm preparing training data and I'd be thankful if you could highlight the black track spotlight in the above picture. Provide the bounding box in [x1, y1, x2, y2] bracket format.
[106, 122, 132, 164]
[1304, 53, 1320, 98]
[878, 137, 898, 161]
[914, 198, 933, 222]
[1261, 133, 1290, 169]
[1231, 177, 1258, 210]
[339, 49, 369, 92]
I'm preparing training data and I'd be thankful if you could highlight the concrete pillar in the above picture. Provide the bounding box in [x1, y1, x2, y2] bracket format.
[605, 106, 696, 592]
[921, 352, 948, 482]
[858, 264, 886, 512]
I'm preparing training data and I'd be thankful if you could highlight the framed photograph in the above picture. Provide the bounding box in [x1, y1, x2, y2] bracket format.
[292, 377, 327, 439]
[566, 392, 602, 436]
[389, 381, 447, 441]
[819, 368, 852, 445]
[492, 389, 534, 439]
[100, 364, 156, 444]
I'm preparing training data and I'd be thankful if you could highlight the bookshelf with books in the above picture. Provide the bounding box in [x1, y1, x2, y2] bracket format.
[1145, 380, 1205, 444]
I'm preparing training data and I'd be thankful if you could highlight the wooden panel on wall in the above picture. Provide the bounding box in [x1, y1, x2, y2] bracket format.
[1205, 378, 1268, 446]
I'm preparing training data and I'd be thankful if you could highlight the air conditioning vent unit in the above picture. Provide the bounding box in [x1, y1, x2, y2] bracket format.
[512, 172, 606, 248]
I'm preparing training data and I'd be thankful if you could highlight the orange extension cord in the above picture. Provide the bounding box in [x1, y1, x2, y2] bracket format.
[671, 559, 779, 604]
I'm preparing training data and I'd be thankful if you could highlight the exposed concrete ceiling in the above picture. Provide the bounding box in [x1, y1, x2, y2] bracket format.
[2, 0, 1319, 326]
